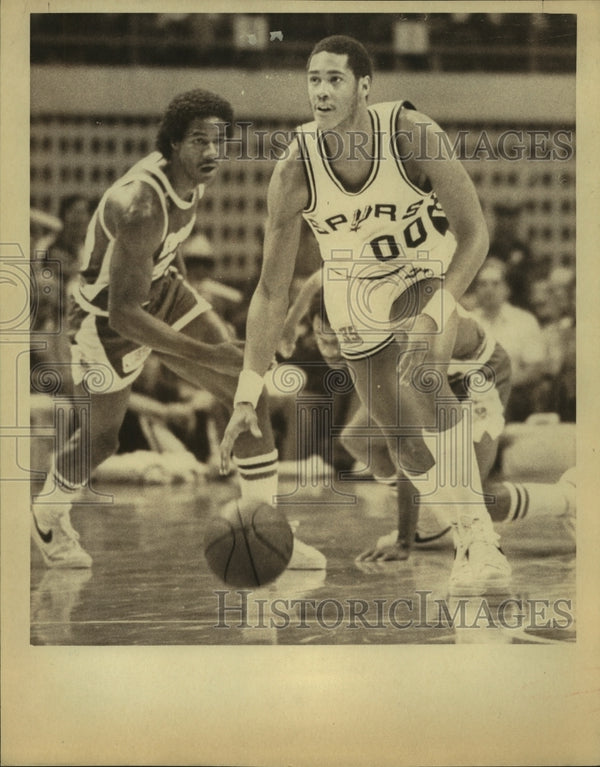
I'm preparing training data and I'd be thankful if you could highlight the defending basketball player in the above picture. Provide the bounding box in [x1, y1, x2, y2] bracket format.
[220, 35, 512, 595]
[278, 270, 576, 560]
[31, 89, 325, 572]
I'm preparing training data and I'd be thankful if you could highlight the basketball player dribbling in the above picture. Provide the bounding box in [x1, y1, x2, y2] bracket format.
[220, 35, 513, 596]
[31, 89, 325, 572]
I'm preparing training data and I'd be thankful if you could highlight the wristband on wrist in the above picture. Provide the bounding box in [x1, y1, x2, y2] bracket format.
[421, 289, 456, 331]
[233, 369, 264, 409]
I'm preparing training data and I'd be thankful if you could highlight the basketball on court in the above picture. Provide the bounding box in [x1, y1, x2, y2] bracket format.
[204, 499, 294, 587]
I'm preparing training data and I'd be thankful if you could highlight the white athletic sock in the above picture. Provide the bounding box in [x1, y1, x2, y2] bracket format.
[33, 460, 80, 527]
[234, 449, 279, 506]
[500, 481, 570, 523]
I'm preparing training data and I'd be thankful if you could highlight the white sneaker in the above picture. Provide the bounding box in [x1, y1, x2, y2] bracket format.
[288, 538, 327, 570]
[448, 517, 511, 596]
[286, 521, 327, 570]
[448, 544, 473, 595]
[31, 506, 92, 569]
[558, 467, 576, 542]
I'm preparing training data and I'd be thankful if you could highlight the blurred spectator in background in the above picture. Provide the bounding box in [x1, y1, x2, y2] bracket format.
[182, 231, 242, 336]
[36, 195, 91, 282]
[471, 257, 546, 422]
[488, 200, 536, 310]
[33, 195, 91, 317]
[30, 195, 91, 395]
[549, 266, 576, 421]
[117, 354, 221, 468]
[30, 208, 62, 258]
[529, 267, 576, 421]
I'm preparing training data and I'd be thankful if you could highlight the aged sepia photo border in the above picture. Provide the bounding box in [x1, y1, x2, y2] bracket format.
[2, 0, 599, 765]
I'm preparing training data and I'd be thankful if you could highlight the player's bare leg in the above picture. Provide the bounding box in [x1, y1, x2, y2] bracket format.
[340, 405, 420, 560]
[347, 321, 511, 594]
[31, 385, 132, 568]
[345, 339, 431, 562]
[365, 428, 503, 557]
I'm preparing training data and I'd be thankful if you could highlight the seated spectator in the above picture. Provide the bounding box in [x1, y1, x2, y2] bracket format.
[529, 278, 565, 372]
[471, 257, 546, 422]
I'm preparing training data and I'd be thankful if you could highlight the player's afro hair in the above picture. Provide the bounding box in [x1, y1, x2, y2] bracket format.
[308, 35, 373, 80]
[156, 89, 234, 159]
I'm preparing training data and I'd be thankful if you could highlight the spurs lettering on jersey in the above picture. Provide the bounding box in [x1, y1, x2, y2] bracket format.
[298, 101, 456, 284]
[297, 100, 457, 359]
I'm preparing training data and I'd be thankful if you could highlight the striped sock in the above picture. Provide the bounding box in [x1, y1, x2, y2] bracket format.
[234, 449, 279, 506]
[500, 481, 531, 523]
[500, 481, 569, 523]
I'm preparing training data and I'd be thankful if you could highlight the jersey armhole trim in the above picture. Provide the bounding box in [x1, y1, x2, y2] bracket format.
[296, 129, 317, 215]
[391, 101, 429, 198]
[97, 198, 114, 240]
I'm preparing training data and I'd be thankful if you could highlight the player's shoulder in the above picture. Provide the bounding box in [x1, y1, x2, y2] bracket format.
[394, 103, 439, 134]
[296, 117, 318, 135]
[104, 176, 164, 232]
[369, 99, 429, 119]
[370, 99, 413, 114]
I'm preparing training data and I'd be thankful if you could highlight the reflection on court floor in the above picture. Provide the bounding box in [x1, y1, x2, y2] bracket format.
[31, 477, 575, 646]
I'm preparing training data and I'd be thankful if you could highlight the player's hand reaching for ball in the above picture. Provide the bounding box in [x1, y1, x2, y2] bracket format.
[356, 538, 411, 563]
[219, 403, 263, 474]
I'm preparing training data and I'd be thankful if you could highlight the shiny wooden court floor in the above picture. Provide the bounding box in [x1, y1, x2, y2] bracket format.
[31, 476, 576, 646]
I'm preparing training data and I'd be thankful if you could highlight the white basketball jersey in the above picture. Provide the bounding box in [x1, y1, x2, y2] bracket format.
[297, 101, 456, 285]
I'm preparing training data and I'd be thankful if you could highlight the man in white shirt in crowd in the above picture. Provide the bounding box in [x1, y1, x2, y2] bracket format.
[472, 257, 546, 422]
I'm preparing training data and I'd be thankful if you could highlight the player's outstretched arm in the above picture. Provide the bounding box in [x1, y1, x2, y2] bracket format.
[106, 182, 242, 375]
[244, 143, 309, 376]
[220, 142, 309, 470]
